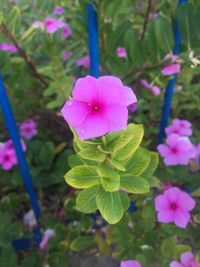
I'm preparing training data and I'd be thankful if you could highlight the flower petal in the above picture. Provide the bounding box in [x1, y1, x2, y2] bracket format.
[124, 86, 137, 106]
[164, 154, 178, 166]
[100, 104, 128, 132]
[180, 252, 194, 266]
[164, 187, 180, 202]
[170, 261, 184, 267]
[155, 195, 170, 211]
[178, 192, 195, 211]
[157, 209, 174, 223]
[61, 100, 91, 127]
[174, 210, 190, 228]
[75, 113, 108, 140]
[157, 144, 171, 157]
[166, 134, 179, 147]
[121, 260, 141, 267]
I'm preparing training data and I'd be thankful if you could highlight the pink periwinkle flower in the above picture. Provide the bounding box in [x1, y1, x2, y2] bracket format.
[32, 21, 44, 29]
[140, 79, 161, 95]
[61, 75, 137, 140]
[165, 118, 192, 137]
[0, 42, 18, 53]
[43, 17, 65, 33]
[155, 187, 195, 228]
[117, 47, 127, 58]
[157, 134, 195, 166]
[54, 5, 64, 15]
[162, 181, 173, 190]
[39, 229, 55, 250]
[170, 251, 200, 267]
[162, 63, 181, 76]
[62, 24, 72, 38]
[76, 55, 90, 68]
[62, 51, 72, 61]
[20, 119, 38, 140]
[128, 102, 138, 112]
[149, 12, 158, 20]
[121, 260, 141, 267]
[23, 210, 37, 229]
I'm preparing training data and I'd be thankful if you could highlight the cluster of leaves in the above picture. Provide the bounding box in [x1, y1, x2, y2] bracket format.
[65, 124, 158, 224]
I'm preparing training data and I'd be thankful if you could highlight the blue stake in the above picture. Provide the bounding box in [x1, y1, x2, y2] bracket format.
[158, 0, 188, 143]
[87, 3, 99, 78]
[0, 75, 41, 245]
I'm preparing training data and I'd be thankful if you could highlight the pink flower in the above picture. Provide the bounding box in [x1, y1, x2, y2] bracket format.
[157, 134, 195, 166]
[0, 42, 18, 53]
[162, 63, 181, 76]
[162, 181, 173, 190]
[164, 53, 179, 62]
[20, 119, 38, 140]
[76, 55, 90, 68]
[155, 187, 195, 228]
[117, 47, 127, 58]
[32, 21, 44, 29]
[54, 5, 64, 15]
[43, 17, 65, 33]
[140, 79, 161, 95]
[165, 119, 192, 137]
[62, 51, 72, 61]
[121, 260, 141, 267]
[61, 75, 137, 140]
[62, 24, 72, 38]
[170, 251, 200, 267]
[128, 102, 138, 112]
[149, 12, 158, 19]
[39, 229, 55, 250]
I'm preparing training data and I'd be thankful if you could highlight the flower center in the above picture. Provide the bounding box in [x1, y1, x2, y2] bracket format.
[4, 155, 10, 162]
[172, 147, 178, 153]
[170, 203, 177, 210]
[93, 105, 99, 111]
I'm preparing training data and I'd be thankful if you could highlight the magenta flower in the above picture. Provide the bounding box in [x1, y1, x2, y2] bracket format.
[76, 55, 90, 68]
[62, 24, 72, 38]
[0, 146, 17, 170]
[170, 251, 200, 267]
[128, 102, 138, 112]
[155, 187, 195, 228]
[43, 17, 65, 33]
[140, 79, 161, 95]
[117, 47, 127, 58]
[157, 134, 195, 166]
[20, 119, 38, 140]
[121, 260, 141, 267]
[161, 181, 173, 190]
[39, 229, 55, 250]
[54, 5, 64, 15]
[0, 42, 18, 53]
[62, 51, 72, 61]
[61, 75, 137, 140]
[149, 12, 158, 20]
[165, 118, 192, 137]
[162, 63, 181, 76]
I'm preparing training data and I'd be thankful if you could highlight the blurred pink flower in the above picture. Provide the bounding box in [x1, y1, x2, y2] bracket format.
[0, 139, 26, 170]
[61, 75, 137, 140]
[162, 63, 181, 76]
[128, 102, 138, 112]
[149, 12, 158, 20]
[157, 134, 195, 166]
[140, 79, 161, 95]
[20, 119, 38, 140]
[62, 24, 72, 38]
[43, 17, 65, 33]
[39, 229, 55, 250]
[170, 251, 200, 267]
[76, 55, 90, 68]
[162, 181, 173, 190]
[165, 118, 192, 137]
[164, 53, 179, 62]
[121, 260, 141, 267]
[23, 210, 37, 229]
[62, 51, 72, 61]
[117, 47, 127, 58]
[155, 187, 195, 228]
[0, 42, 18, 53]
[32, 21, 44, 29]
[54, 5, 64, 15]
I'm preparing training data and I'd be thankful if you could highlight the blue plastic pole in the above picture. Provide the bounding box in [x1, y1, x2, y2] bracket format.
[0, 75, 41, 245]
[158, 0, 188, 143]
[87, 3, 99, 78]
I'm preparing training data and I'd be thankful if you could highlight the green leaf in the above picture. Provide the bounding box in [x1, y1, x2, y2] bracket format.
[119, 192, 130, 210]
[78, 147, 106, 162]
[125, 148, 151, 176]
[68, 155, 84, 168]
[120, 175, 150, 194]
[112, 124, 144, 162]
[65, 166, 100, 189]
[108, 158, 126, 171]
[70, 236, 96, 251]
[6, 6, 21, 34]
[98, 164, 120, 192]
[96, 187, 124, 224]
[142, 152, 159, 178]
[76, 186, 99, 213]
